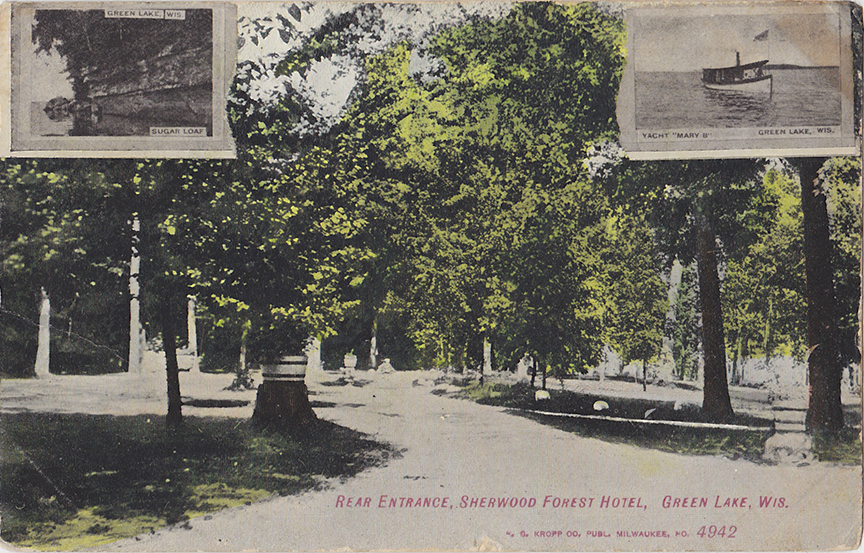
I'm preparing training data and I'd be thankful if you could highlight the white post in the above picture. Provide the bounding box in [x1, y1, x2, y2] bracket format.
[483, 339, 492, 374]
[187, 295, 199, 372]
[35, 287, 51, 378]
[128, 215, 142, 374]
[240, 334, 247, 374]
[305, 336, 322, 373]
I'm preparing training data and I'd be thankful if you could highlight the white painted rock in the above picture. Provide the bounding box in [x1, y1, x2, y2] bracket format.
[763, 432, 814, 464]
[534, 390, 551, 401]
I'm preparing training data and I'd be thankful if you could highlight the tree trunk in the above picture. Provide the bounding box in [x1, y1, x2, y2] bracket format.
[799, 158, 844, 432]
[160, 303, 183, 427]
[240, 330, 247, 375]
[541, 362, 547, 390]
[253, 356, 317, 432]
[253, 381, 317, 430]
[35, 287, 51, 378]
[306, 336, 322, 373]
[696, 223, 734, 422]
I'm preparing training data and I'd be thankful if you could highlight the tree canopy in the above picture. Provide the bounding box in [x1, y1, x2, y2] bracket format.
[2, 3, 859, 432]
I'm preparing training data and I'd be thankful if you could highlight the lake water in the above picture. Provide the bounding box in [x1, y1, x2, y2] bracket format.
[31, 102, 151, 136]
[634, 67, 841, 129]
[30, 102, 73, 136]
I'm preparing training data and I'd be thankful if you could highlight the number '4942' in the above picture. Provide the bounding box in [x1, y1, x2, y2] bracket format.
[697, 525, 737, 538]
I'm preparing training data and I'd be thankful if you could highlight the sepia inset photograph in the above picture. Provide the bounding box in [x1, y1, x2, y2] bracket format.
[634, 14, 841, 130]
[9, 3, 236, 156]
[618, 3, 856, 159]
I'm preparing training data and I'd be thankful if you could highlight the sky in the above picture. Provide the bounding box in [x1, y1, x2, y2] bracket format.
[236, 2, 511, 130]
[28, 43, 74, 103]
[632, 12, 841, 72]
[26, 2, 514, 133]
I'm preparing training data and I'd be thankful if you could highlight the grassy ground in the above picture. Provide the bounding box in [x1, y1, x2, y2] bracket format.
[811, 427, 863, 465]
[0, 413, 393, 550]
[455, 380, 776, 462]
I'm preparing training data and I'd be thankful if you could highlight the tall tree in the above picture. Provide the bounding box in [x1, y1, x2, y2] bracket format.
[1, 160, 131, 378]
[317, 2, 628, 375]
[723, 168, 808, 381]
[821, 157, 863, 369]
[796, 158, 843, 432]
[603, 214, 668, 390]
[695, 216, 733, 420]
[597, 157, 769, 422]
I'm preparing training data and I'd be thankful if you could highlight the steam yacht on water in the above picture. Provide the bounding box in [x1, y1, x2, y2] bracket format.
[702, 52, 773, 95]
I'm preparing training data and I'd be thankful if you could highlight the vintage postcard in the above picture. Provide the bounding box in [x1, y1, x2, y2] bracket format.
[4, 2, 236, 157]
[618, 2, 858, 159]
[0, 1, 861, 552]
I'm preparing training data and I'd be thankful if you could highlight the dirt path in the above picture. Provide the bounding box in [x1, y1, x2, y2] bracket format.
[24, 370, 846, 552]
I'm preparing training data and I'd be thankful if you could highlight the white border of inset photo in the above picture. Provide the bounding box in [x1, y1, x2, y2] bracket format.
[6, 1, 236, 158]
[618, 1, 858, 160]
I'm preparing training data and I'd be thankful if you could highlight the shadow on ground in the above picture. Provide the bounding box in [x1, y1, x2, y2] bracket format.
[452, 380, 862, 464]
[0, 413, 393, 550]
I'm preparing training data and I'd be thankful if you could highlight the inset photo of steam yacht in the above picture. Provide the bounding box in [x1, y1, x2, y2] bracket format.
[618, 3, 855, 159]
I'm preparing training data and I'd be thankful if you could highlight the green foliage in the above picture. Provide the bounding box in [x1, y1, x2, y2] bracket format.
[822, 157, 862, 363]
[14, 4, 857, 402]
[599, 158, 768, 265]
[722, 160, 861, 368]
[723, 168, 807, 366]
[0, 160, 131, 377]
[307, 2, 628, 373]
[132, 154, 371, 362]
[197, 314, 242, 374]
[603, 213, 668, 367]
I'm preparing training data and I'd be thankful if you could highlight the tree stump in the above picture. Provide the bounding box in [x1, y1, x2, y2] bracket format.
[252, 356, 316, 430]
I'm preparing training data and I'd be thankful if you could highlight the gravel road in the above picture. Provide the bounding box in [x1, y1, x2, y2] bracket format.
[12, 369, 843, 552]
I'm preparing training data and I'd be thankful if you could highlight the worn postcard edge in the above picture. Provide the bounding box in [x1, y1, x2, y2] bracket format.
[1, 2, 10, 156]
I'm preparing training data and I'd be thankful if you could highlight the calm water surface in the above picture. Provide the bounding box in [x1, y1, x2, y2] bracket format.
[635, 68, 841, 129]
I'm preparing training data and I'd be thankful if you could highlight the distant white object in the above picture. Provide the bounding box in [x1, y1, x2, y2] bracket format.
[534, 390, 551, 401]
[515, 355, 532, 381]
[644, 408, 657, 419]
[673, 400, 684, 411]
[35, 287, 51, 378]
[187, 296, 199, 372]
[593, 400, 609, 411]
[378, 358, 395, 373]
[483, 339, 492, 373]
[305, 336, 323, 373]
